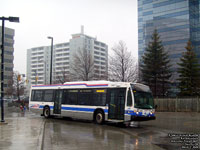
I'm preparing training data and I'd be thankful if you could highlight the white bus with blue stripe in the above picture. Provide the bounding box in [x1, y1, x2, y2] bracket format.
[29, 81, 156, 124]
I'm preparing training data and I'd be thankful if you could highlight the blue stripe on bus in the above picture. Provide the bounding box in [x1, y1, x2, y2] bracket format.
[38, 105, 154, 117]
[33, 83, 108, 88]
[39, 105, 108, 113]
[62, 107, 95, 112]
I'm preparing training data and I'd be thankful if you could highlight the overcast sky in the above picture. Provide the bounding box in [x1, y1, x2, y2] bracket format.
[0, 0, 138, 74]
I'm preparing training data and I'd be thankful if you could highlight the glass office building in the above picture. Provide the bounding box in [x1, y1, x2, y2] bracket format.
[138, 0, 200, 83]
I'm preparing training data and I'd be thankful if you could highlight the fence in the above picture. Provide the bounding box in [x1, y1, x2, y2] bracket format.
[154, 98, 200, 112]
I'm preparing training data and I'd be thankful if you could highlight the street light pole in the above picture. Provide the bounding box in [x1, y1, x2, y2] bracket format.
[0, 16, 19, 123]
[1, 18, 5, 123]
[47, 36, 53, 85]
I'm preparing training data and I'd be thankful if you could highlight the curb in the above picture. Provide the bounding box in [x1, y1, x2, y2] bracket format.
[37, 120, 46, 150]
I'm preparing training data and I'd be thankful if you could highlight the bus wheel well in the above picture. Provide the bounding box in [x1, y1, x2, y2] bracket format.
[93, 108, 105, 124]
[43, 105, 50, 110]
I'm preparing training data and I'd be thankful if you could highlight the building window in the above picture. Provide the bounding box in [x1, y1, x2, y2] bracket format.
[5, 34, 13, 39]
[101, 53, 105, 56]
[56, 44, 63, 48]
[4, 42, 13, 47]
[64, 43, 69, 47]
[5, 67, 13, 71]
[4, 51, 13, 55]
[101, 48, 105, 52]
[94, 51, 100, 55]
[94, 41, 99, 45]
[94, 56, 100, 60]
[4, 59, 13, 63]
[100, 43, 105, 47]
[94, 46, 99, 50]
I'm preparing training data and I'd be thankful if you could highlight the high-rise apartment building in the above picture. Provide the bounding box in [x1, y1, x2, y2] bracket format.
[26, 29, 108, 90]
[27, 46, 51, 88]
[0, 27, 15, 95]
[69, 29, 108, 80]
[52, 42, 70, 83]
[138, 0, 200, 81]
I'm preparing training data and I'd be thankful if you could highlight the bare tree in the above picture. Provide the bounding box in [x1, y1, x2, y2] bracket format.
[13, 71, 25, 100]
[5, 71, 25, 100]
[5, 73, 14, 97]
[54, 66, 70, 84]
[70, 49, 94, 81]
[109, 41, 138, 82]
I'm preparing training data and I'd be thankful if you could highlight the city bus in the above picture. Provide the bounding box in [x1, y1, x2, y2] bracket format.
[29, 81, 156, 124]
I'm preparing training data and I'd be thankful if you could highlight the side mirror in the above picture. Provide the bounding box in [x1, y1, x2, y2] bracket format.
[155, 105, 158, 109]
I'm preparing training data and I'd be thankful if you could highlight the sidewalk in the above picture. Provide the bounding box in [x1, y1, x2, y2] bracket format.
[0, 104, 44, 150]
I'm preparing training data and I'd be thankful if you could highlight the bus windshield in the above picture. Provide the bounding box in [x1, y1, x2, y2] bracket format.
[133, 91, 154, 109]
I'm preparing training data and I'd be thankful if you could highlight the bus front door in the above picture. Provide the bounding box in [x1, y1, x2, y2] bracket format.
[53, 90, 62, 114]
[108, 88, 125, 120]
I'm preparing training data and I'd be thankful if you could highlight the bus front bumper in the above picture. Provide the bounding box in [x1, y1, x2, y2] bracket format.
[131, 115, 156, 121]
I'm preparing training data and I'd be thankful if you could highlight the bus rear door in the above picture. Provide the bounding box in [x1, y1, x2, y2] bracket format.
[53, 90, 62, 114]
[108, 88, 126, 121]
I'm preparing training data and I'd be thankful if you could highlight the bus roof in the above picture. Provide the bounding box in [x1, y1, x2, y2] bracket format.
[31, 80, 149, 91]
[131, 83, 151, 92]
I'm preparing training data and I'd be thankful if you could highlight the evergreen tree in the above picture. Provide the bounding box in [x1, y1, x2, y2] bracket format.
[177, 40, 200, 96]
[140, 29, 171, 97]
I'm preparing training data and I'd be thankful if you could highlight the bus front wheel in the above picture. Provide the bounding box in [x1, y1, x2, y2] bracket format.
[43, 107, 50, 118]
[95, 111, 104, 124]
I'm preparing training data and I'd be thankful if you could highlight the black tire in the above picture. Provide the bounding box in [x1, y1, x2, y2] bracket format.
[95, 111, 104, 124]
[43, 107, 50, 118]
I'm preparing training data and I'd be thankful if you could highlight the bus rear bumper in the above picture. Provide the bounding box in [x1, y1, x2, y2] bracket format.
[131, 115, 156, 121]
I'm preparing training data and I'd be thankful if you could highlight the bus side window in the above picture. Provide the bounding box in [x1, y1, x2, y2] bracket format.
[43, 90, 54, 102]
[31, 90, 35, 101]
[33, 90, 43, 101]
[63, 90, 78, 105]
[92, 89, 107, 106]
[127, 88, 132, 106]
[62, 90, 68, 104]
[78, 89, 92, 105]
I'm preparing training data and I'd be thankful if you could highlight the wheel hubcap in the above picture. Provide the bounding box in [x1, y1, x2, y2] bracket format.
[97, 113, 102, 123]
[45, 109, 49, 116]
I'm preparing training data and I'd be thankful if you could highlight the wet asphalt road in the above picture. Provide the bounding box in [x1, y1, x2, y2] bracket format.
[43, 118, 163, 150]
[42, 112, 200, 150]
[1, 104, 200, 150]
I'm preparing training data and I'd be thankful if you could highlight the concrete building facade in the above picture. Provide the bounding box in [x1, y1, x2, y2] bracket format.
[0, 26, 15, 96]
[26, 29, 108, 90]
[27, 46, 51, 89]
[69, 30, 108, 80]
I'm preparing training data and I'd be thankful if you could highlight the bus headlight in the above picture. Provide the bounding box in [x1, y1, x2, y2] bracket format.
[136, 111, 139, 115]
[150, 110, 155, 115]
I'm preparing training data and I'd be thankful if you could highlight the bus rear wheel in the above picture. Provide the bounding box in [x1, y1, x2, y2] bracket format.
[43, 107, 50, 118]
[95, 111, 104, 124]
